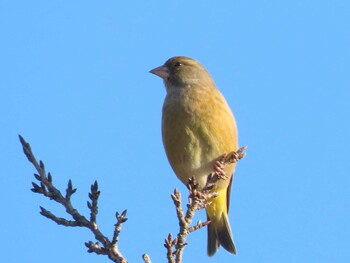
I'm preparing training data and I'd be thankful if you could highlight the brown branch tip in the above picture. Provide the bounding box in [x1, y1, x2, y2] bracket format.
[19, 135, 129, 263]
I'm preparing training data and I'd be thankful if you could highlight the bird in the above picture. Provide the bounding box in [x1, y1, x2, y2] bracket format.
[150, 56, 238, 256]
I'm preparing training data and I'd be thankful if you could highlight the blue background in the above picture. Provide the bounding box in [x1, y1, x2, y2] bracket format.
[1, 1, 349, 262]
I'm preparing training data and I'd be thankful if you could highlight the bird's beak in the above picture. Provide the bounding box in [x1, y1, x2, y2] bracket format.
[149, 65, 169, 79]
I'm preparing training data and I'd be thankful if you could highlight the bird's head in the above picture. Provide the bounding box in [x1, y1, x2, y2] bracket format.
[150, 56, 215, 91]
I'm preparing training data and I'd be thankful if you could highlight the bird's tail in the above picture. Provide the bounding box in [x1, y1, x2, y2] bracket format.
[206, 188, 236, 256]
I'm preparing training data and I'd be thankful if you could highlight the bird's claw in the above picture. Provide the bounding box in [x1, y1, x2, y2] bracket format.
[213, 153, 228, 180]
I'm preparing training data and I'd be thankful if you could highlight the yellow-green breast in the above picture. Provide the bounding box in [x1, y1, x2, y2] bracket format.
[162, 84, 238, 188]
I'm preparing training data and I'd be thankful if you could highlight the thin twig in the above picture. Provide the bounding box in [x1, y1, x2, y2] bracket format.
[142, 254, 152, 263]
[19, 135, 127, 263]
[165, 146, 247, 263]
[20, 134, 246, 263]
[165, 179, 211, 263]
[164, 233, 176, 263]
[223, 146, 247, 165]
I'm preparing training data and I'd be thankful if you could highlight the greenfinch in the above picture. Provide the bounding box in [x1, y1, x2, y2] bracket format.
[150, 56, 238, 256]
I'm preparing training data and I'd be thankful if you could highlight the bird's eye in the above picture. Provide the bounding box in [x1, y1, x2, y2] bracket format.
[174, 62, 182, 68]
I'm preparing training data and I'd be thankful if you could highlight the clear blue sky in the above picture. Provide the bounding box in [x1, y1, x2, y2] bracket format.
[1, 1, 349, 262]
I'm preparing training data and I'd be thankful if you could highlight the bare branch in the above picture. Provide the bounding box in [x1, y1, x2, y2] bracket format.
[142, 254, 152, 263]
[164, 179, 210, 263]
[187, 220, 211, 233]
[20, 134, 246, 263]
[112, 210, 128, 246]
[39, 206, 80, 226]
[89, 181, 100, 223]
[19, 135, 127, 263]
[222, 146, 247, 165]
[165, 146, 247, 263]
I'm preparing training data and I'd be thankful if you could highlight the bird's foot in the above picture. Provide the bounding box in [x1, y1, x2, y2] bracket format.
[187, 177, 218, 204]
[213, 154, 228, 180]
